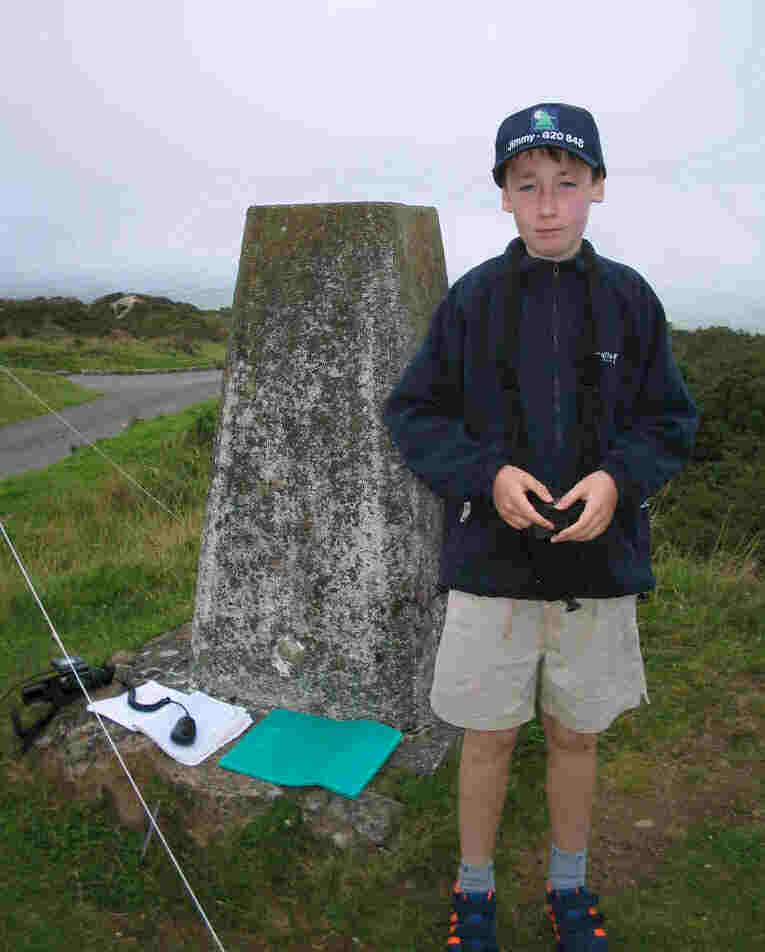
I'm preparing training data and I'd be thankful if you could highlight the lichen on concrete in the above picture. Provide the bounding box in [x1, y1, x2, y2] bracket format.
[191, 203, 448, 730]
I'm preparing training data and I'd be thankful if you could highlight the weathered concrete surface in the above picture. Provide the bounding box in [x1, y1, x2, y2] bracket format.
[191, 203, 448, 729]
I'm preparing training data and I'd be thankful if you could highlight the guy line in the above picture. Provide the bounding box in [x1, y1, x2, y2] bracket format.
[0, 365, 180, 520]
[0, 366, 228, 951]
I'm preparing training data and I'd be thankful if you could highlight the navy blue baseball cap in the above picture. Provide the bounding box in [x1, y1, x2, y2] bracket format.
[492, 103, 606, 187]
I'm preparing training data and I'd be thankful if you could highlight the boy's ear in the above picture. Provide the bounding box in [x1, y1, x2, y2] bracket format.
[501, 184, 514, 213]
[590, 179, 605, 203]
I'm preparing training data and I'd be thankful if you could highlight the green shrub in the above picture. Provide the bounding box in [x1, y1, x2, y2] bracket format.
[658, 326, 765, 558]
[186, 403, 219, 448]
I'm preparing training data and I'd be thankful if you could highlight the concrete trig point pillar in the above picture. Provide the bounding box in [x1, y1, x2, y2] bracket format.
[191, 202, 448, 730]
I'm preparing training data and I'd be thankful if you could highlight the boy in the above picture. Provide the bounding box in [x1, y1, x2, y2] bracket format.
[383, 103, 699, 951]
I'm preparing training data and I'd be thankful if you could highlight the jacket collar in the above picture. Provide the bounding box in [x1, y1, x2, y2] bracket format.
[506, 237, 592, 275]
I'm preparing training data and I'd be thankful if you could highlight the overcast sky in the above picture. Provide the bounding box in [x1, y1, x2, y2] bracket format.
[2, 0, 763, 331]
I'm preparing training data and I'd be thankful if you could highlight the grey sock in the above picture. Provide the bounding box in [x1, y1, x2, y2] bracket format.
[457, 860, 495, 894]
[548, 843, 587, 892]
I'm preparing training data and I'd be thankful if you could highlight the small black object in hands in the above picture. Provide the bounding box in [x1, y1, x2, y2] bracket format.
[526, 492, 586, 541]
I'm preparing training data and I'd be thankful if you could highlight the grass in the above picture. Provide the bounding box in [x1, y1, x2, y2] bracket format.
[0, 404, 216, 685]
[0, 332, 226, 376]
[0, 404, 763, 950]
[616, 823, 764, 948]
[0, 367, 105, 426]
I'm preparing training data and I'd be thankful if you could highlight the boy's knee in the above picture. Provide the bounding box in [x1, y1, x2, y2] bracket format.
[542, 713, 598, 754]
[462, 725, 520, 759]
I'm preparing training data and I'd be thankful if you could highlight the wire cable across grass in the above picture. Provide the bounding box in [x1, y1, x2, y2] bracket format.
[0, 367, 227, 951]
[0, 365, 181, 521]
[0, 518, 228, 952]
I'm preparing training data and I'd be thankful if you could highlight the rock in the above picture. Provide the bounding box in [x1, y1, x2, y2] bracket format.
[27, 623, 458, 851]
[110, 295, 143, 318]
[332, 830, 354, 849]
[326, 790, 405, 845]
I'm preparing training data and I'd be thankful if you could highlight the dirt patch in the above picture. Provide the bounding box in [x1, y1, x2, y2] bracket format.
[590, 760, 759, 893]
[511, 687, 763, 904]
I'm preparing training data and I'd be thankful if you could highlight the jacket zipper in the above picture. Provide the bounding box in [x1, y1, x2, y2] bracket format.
[552, 264, 562, 457]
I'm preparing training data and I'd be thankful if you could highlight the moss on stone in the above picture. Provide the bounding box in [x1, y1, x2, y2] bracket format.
[194, 202, 446, 726]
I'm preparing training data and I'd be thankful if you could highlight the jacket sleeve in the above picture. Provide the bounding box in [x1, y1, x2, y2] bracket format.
[599, 280, 699, 503]
[383, 284, 509, 503]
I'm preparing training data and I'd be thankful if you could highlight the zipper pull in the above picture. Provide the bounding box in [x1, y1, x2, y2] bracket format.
[459, 501, 471, 523]
[553, 263, 560, 278]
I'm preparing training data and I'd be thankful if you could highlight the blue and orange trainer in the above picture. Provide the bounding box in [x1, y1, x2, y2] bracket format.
[448, 884, 499, 950]
[544, 882, 608, 951]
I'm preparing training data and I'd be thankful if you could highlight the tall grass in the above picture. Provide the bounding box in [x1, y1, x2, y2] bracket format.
[0, 403, 216, 688]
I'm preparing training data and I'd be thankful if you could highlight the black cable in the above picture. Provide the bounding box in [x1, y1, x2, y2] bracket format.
[118, 678, 191, 720]
[0, 670, 58, 708]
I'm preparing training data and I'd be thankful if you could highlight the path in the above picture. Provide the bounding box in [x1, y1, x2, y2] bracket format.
[0, 370, 223, 480]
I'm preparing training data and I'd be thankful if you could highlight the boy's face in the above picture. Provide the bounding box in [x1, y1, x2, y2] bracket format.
[501, 149, 604, 261]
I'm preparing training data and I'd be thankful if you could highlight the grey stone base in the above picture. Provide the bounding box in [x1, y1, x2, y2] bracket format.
[24, 623, 459, 849]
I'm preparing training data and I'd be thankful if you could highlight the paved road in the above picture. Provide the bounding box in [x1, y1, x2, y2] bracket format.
[0, 370, 223, 480]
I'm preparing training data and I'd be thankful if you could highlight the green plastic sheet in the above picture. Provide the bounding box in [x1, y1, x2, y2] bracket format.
[219, 708, 403, 798]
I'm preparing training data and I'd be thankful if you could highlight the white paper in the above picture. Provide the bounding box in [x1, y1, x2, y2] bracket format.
[88, 681, 252, 766]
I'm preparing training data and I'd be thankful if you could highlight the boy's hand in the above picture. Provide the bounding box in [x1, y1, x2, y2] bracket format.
[492, 465, 556, 531]
[550, 470, 618, 542]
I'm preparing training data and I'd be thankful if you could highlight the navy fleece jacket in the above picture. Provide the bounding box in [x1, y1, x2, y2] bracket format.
[383, 239, 699, 600]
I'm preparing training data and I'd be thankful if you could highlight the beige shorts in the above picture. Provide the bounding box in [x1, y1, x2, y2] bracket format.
[430, 591, 650, 734]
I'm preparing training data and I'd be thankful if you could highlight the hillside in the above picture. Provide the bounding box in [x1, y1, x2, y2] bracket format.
[0, 293, 231, 343]
[0, 294, 230, 375]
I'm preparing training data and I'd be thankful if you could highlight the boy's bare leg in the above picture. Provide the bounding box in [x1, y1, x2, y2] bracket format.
[541, 711, 598, 852]
[459, 726, 520, 865]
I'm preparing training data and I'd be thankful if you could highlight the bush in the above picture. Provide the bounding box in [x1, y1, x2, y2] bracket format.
[0, 295, 229, 344]
[648, 326, 765, 560]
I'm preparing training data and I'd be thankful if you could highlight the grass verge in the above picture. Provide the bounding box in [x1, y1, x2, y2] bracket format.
[0, 334, 226, 375]
[0, 368, 105, 427]
[0, 404, 762, 950]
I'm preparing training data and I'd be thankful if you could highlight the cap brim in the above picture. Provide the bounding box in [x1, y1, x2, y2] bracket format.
[492, 143, 604, 187]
